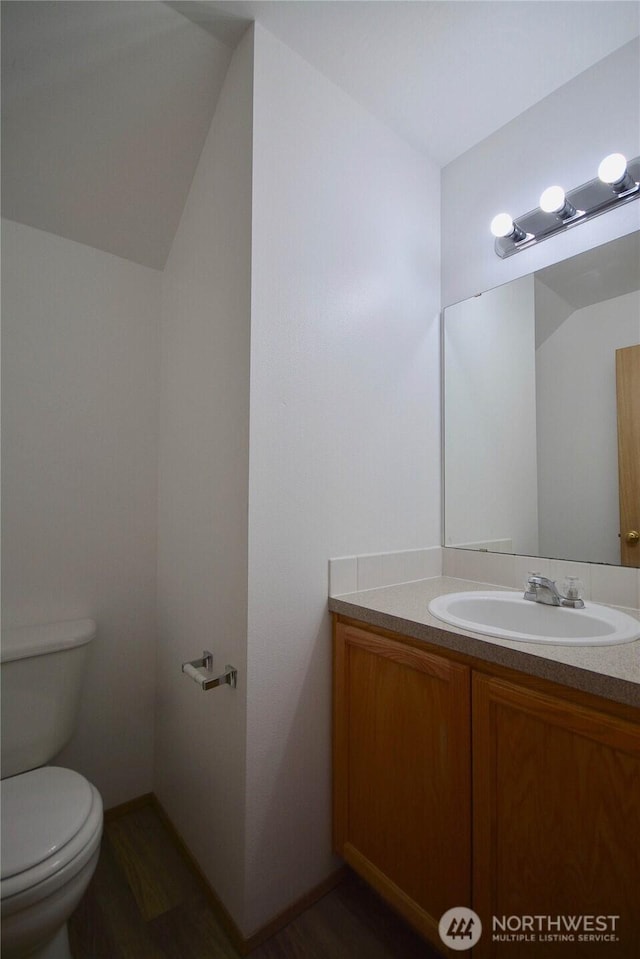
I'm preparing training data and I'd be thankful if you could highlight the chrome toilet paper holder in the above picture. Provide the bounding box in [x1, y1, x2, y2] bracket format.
[182, 651, 237, 690]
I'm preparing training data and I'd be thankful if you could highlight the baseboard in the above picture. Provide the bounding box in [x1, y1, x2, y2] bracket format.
[148, 795, 247, 953]
[104, 792, 155, 821]
[148, 793, 346, 954]
[243, 864, 349, 953]
[342, 841, 440, 948]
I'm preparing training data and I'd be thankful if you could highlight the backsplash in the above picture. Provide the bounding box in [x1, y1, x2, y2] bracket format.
[329, 547, 640, 611]
[329, 547, 443, 596]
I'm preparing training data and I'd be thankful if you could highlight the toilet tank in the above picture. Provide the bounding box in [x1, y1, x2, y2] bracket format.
[1, 619, 96, 779]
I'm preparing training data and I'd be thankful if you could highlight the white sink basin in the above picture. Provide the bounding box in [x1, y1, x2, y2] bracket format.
[428, 591, 640, 646]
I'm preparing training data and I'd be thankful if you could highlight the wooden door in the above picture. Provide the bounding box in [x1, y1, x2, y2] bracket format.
[616, 344, 640, 567]
[333, 621, 471, 951]
[473, 673, 640, 958]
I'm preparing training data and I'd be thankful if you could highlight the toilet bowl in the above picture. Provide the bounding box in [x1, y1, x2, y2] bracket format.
[1, 620, 104, 959]
[1, 767, 103, 959]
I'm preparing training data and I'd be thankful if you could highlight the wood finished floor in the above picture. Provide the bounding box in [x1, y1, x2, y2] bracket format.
[68, 804, 443, 959]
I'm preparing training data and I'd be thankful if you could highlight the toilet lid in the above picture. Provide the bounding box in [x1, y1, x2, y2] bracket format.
[1, 767, 94, 880]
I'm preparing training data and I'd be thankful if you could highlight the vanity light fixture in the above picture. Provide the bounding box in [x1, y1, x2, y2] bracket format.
[598, 152, 636, 193]
[490, 213, 526, 241]
[492, 153, 640, 258]
[538, 185, 577, 220]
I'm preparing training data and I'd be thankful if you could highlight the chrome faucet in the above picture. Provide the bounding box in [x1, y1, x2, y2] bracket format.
[524, 574, 585, 609]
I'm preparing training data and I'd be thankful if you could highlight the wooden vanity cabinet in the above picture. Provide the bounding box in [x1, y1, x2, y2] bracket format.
[473, 672, 640, 958]
[333, 616, 640, 958]
[333, 621, 471, 949]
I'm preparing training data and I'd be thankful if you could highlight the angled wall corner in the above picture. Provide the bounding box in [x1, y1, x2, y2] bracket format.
[154, 25, 255, 928]
[154, 17, 442, 938]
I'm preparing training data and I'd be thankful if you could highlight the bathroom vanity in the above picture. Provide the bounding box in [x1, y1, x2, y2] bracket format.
[330, 577, 640, 958]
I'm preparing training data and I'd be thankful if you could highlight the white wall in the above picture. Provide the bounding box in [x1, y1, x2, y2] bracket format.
[537, 290, 640, 564]
[444, 275, 538, 554]
[442, 39, 640, 308]
[245, 24, 441, 934]
[1, 218, 160, 808]
[154, 30, 253, 926]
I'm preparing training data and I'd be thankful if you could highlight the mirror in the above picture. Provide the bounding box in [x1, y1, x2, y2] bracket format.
[443, 230, 640, 567]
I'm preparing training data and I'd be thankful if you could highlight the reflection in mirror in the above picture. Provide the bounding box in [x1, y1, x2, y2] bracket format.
[443, 230, 640, 568]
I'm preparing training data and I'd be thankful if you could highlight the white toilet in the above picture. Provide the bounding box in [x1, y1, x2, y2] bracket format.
[1, 620, 104, 959]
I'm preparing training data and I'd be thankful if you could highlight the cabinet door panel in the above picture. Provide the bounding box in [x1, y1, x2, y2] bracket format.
[473, 673, 640, 958]
[334, 623, 471, 946]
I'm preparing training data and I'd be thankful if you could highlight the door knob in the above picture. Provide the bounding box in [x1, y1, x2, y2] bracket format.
[625, 530, 640, 545]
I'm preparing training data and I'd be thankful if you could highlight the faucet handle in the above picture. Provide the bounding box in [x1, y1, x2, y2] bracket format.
[562, 576, 584, 602]
[524, 571, 543, 601]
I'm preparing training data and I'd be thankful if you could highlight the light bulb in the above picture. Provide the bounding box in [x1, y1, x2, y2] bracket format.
[540, 185, 566, 214]
[490, 213, 515, 238]
[598, 153, 627, 185]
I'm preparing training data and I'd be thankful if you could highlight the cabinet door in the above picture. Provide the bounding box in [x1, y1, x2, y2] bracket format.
[334, 622, 471, 947]
[473, 673, 640, 958]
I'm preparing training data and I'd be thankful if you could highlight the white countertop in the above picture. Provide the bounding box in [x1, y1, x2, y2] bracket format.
[328, 576, 640, 708]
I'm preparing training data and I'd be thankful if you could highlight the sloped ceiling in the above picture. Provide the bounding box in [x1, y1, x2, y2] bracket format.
[535, 231, 640, 347]
[2, 1, 639, 270]
[205, 1, 640, 166]
[537, 231, 640, 311]
[1, 1, 237, 269]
